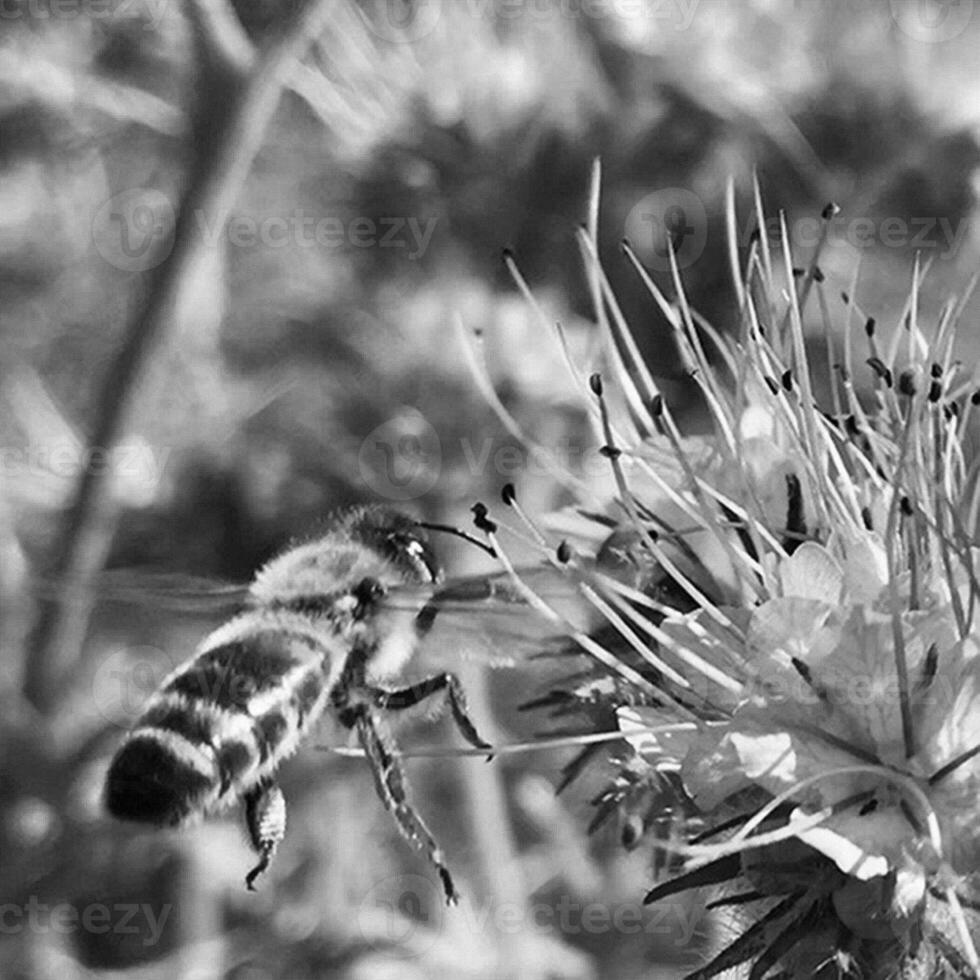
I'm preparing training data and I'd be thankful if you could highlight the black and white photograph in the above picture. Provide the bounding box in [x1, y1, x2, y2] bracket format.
[2, 1, 980, 977]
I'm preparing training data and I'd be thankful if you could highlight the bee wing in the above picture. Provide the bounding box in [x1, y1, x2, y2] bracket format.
[20, 568, 250, 617]
[381, 566, 596, 668]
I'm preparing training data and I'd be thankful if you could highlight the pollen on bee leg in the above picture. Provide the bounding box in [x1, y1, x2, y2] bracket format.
[243, 781, 287, 891]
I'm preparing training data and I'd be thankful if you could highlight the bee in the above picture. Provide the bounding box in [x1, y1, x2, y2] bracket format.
[99, 502, 701, 902]
[104, 506, 504, 904]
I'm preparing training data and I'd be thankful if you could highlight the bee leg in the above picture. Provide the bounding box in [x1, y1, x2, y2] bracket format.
[371, 673, 493, 753]
[243, 781, 287, 891]
[355, 707, 460, 905]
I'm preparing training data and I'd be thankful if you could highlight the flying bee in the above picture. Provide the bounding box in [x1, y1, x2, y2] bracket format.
[94, 501, 712, 901]
[104, 506, 503, 903]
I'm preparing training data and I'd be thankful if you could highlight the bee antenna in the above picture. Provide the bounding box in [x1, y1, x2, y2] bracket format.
[414, 521, 498, 559]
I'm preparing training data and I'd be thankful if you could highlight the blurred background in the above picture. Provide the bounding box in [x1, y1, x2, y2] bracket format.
[2, 0, 980, 977]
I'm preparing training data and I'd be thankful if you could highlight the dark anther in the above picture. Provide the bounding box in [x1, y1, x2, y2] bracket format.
[866, 357, 892, 387]
[920, 643, 938, 690]
[791, 657, 814, 685]
[471, 503, 497, 535]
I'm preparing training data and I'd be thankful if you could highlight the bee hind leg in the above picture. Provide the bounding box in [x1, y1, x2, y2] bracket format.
[371, 673, 493, 754]
[356, 707, 460, 905]
[243, 781, 287, 891]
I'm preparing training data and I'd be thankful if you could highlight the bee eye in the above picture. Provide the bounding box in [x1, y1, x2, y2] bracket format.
[352, 577, 385, 618]
[386, 533, 440, 583]
[405, 538, 440, 582]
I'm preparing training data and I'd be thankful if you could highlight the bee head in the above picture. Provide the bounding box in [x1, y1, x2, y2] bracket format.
[342, 507, 441, 584]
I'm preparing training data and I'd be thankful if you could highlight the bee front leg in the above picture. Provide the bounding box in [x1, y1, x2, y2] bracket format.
[370, 673, 493, 753]
[243, 781, 287, 891]
[355, 707, 460, 905]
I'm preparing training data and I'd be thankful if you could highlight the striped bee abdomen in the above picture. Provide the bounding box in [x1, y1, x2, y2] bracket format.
[105, 613, 346, 827]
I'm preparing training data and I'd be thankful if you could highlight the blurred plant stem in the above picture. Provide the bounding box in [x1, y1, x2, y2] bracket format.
[0, 485, 28, 693]
[435, 463, 571, 978]
[174, 827, 228, 980]
[24, 0, 337, 715]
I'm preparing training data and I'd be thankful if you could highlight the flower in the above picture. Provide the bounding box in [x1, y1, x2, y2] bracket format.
[473, 170, 980, 977]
